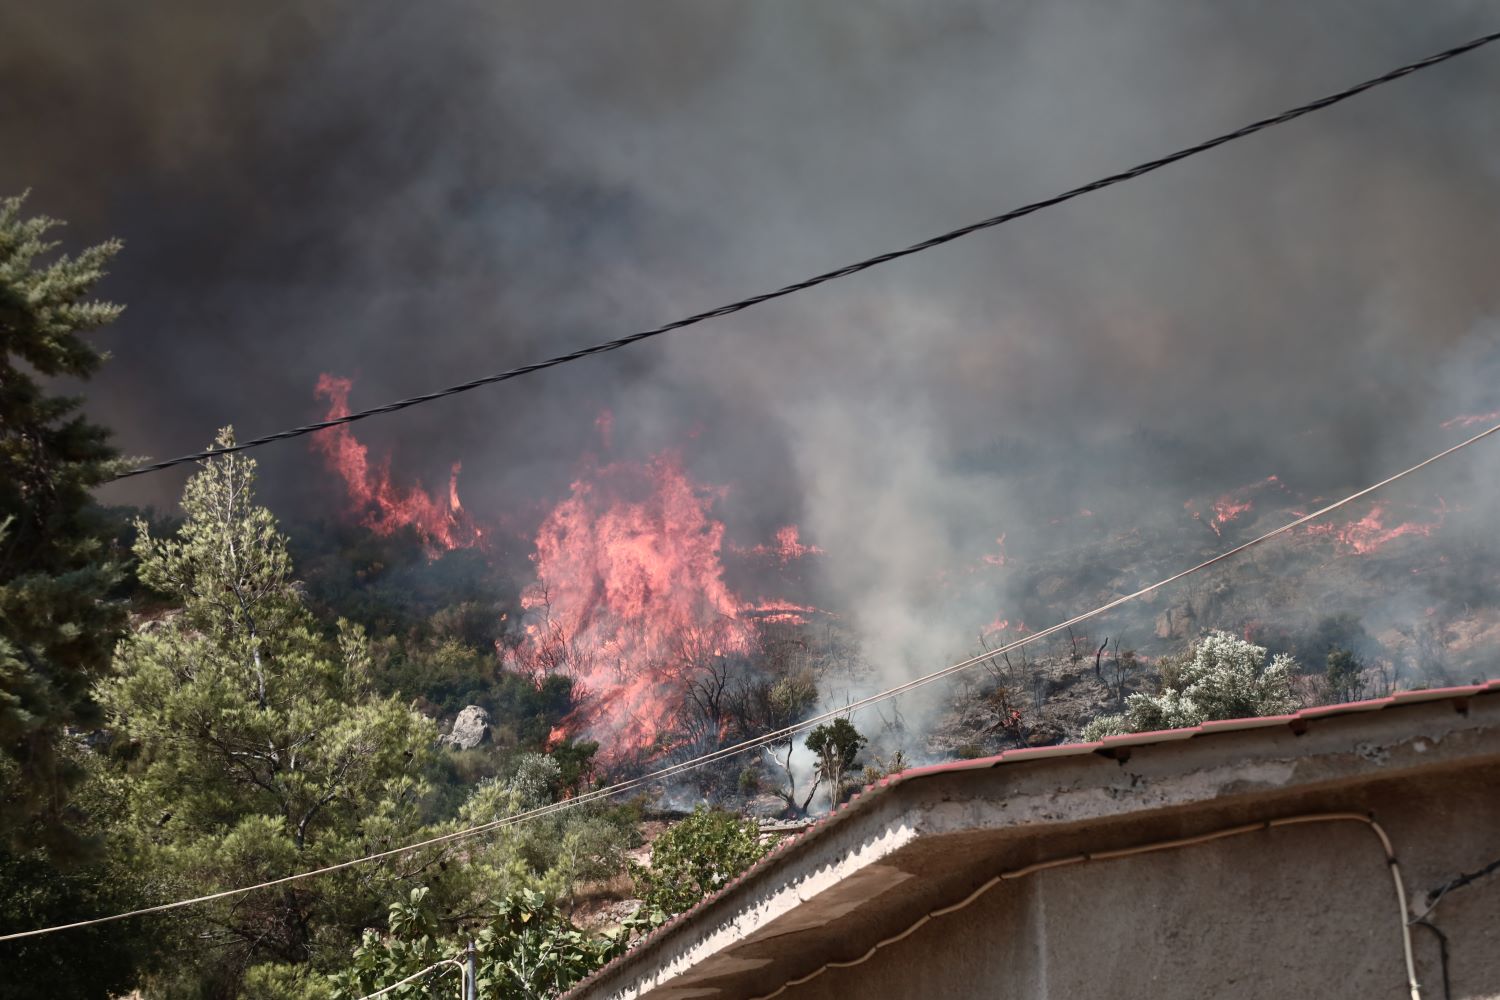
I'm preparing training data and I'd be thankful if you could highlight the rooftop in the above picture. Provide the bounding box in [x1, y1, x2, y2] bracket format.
[567, 679, 1500, 1000]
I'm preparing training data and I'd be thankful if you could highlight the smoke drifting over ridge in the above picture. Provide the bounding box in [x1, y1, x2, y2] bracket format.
[7, 2, 1500, 731]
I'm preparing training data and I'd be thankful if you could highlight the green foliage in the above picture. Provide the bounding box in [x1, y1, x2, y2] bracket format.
[1082, 630, 1299, 740]
[1324, 647, 1364, 704]
[549, 738, 600, 797]
[241, 963, 335, 1000]
[632, 805, 767, 916]
[805, 717, 867, 807]
[0, 192, 127, 844]
[287, 523, 579, 757]
[0, 749, 163, 1000]
[328, 886, 658, 1000]
[368, 632, 575, 735]
[0, 194, 156, 995]
[404, 752, 633, 935]
[291, 521, 518, 645]
[99, 436, 440, 991]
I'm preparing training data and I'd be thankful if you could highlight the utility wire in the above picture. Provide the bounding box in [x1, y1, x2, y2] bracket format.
[1411, 853, 1500, 921]
[112, 28, 1500, 481]
[351, 957, 465, 1000]
[6, 419, 1496, 943]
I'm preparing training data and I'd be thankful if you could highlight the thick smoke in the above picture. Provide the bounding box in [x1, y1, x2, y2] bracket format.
[7, 2, 1500, 738]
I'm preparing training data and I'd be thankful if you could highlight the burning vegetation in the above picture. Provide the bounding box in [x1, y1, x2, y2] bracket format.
[307, 376, 1500, 787]
[312, 377, 832, 766]
[313, 374, 485, 553]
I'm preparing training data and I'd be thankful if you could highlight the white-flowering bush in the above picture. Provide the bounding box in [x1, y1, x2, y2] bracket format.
[1081, 630, 1299, 740]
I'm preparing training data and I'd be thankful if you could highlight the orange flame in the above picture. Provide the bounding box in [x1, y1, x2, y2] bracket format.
[312, 375, 482, 555]
[742, 599, 822, 625]
[507, 451, 777, 761]
[1304, 502, 1443, 555]
[313, 384, 821, 761]
[734, 524, 825, 563]
[1187, 476, 1286, 536]
[1210, 496, 1253, 531]
[983, 616, 1010, 635]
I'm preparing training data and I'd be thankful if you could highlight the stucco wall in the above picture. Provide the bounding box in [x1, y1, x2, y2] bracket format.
[787, 762, 1500, 1000]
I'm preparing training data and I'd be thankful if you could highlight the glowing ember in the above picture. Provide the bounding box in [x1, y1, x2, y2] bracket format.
[982, 534, 1008, 567]
[1440, 409, 1500, 430]
[507, 451, 762, 760]
[312, 375, 481, 554]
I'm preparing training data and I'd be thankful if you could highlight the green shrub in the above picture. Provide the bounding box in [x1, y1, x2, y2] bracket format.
[1083, 630, 1299, 740]
[632, 805, 767, 915]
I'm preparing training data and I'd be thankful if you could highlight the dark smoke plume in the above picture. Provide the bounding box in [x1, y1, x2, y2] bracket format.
[7, 1, 1500, 710]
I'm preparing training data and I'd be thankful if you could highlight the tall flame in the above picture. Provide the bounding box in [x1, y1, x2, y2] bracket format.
[310, 383, 824, 761]
[312, 375, 481, 554]
[507, 451, 762, 760]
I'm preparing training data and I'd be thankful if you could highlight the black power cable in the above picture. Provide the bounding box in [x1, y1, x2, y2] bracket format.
[113, 28, 1500, 481]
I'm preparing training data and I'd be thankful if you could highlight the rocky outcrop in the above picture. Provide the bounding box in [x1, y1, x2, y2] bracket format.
[446, 704, 491, 749]
[1155, 600, 1196, 640]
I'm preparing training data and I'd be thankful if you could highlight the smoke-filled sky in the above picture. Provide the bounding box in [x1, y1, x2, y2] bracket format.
[7, 2, 1500, 693]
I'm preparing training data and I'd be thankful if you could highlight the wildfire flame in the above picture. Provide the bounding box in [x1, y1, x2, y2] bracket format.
[504, 450, 822, 761]
[1187, 476, 1285, 536]
[1304, 502, 1444, 555]
[312, 375, 482, 554]
[312, 384, 825, 764]
[742, 599, 822, 625]
[1440, 409, 1500, 430]
[734, 524, 824, 563]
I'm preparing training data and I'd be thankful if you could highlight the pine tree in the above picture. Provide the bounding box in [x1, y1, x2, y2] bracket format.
[100, 433, 441, 993]
[0, 192, 127, 846]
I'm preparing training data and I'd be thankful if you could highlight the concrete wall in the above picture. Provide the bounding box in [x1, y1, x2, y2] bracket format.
[788, 761, 1500, 1000]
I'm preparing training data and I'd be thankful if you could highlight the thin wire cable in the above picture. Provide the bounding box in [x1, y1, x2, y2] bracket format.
[5, 420, 1494, 943]
[745, 813, 1421, 1000]
[112, 28, 1500, 481]
[1409, 853, 1500, 921]
[352, 957, 464, 1000]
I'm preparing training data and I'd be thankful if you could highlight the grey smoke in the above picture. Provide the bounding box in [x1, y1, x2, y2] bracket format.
[6, 1, 1500, 719]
